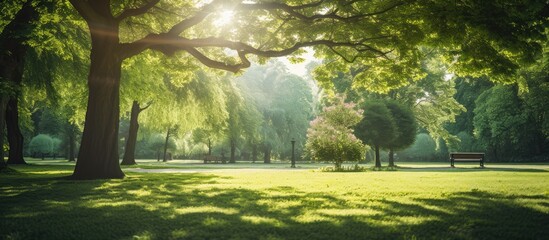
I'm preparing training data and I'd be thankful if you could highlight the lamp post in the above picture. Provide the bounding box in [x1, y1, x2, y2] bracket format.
[291, 138, 296, 168]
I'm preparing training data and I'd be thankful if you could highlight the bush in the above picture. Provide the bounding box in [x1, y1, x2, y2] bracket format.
[319, 164, 368, 172]
[29, 134, 53, 158]
[305, 97, 365, 169]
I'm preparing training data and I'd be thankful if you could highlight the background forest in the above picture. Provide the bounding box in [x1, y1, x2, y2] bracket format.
[17, 55, 549, 164]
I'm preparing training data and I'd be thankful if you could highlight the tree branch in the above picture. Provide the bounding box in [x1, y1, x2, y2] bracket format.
[237, 0, 404, 23]
[115, 0, 160, 22]
[139, 101, 153, 112]
[68, 0, 103, 22]
[184, 48, 250, 73]
[119, 0, 401, 70]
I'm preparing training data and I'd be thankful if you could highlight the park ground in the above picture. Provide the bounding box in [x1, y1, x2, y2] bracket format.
[1, 159, 548, 240]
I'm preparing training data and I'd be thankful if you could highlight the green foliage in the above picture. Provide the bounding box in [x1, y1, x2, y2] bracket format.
[385, 101, 417, 150]
[473, 84, 548, 161]
[398, 133, 438, 161]
[355, 101, 397, 148]
[236, 61, 314, 160]
[51, 137, 62, 155]
[319, 164, 367, 172]
[28, 134, 53, 156]
[305, 96, 365, 168]
[455, 131, 480, 152]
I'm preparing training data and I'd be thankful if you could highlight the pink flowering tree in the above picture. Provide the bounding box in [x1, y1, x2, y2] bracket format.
[305, 96, 365, 169]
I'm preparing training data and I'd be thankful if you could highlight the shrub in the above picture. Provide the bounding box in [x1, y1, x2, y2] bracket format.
[305, 96, 365, 169]
[29, 134, 54, 158]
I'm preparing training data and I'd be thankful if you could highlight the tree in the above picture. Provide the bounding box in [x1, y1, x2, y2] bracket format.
[28, 134, 53, 159]
[473, 84, 548, 162]
[385, 101, 417, 167]
[236, 61, 313, 162]
[65, 0, 546, 179]
[305, 96, 364, 169]
[65, 0, 388, 178]
[0, 1, 42, 165]
[162, 125, 177, 162]
[121, 100, 150, 165]
[355, 101, 397, 168]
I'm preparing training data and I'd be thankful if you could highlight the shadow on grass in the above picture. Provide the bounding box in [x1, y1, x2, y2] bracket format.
[1, 167, 548, 240]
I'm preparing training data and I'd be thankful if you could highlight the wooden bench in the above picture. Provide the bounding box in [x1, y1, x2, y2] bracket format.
[203, 155, 226, 164]
[450, 152, 485, 167]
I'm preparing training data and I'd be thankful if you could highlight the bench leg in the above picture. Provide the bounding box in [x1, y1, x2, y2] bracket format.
[480, 158, 484, 168]
[450, 158, 454, 168]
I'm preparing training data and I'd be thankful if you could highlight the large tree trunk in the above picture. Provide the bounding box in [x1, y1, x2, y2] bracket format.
[121, 101, 141, 165]
[6, 98, 25, 165]
[71, 22, 124, 179]
[230, 139, 236, 163]
[388, 148, 395, 167]
[374, 145, 381, 168]
[263, 148, 271, 164]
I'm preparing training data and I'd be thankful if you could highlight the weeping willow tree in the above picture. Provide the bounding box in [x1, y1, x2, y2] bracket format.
[235, 61, 314, 163]
[137, 69, 228, 162]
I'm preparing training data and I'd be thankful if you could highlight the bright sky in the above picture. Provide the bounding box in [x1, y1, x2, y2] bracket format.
[280, 48, 317, 77]
[208, 3, 317, 77]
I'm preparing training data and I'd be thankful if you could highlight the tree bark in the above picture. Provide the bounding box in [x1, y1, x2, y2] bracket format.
[6, 98, 25, 164]
[163, 127, 171, 162]
[263, 148, 271, 163]
[374, 145, 381, 168]
[230, 138, 236, 163]
[388, 148, 395, 167]
[121, 101, 141, 165]
[70, 21, 124, 179]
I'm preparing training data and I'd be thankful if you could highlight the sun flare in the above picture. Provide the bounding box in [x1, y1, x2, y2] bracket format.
[213, 10, 234, 27]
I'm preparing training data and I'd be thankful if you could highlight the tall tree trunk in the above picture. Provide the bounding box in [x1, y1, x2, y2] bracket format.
[71, 23, 124, 179]
[6, 98, 25, 164]
[252, 145, 257, 163]
[163, 127, 171, 162]
[121, 101, 141, 165]
[0, 1, 40, 166]
[263, 148, 271, 164]
[230, 138, 236, 163]
[388, 148, 395, 167]
[374, 145, 381, 168]
[0, 97, 7, 169]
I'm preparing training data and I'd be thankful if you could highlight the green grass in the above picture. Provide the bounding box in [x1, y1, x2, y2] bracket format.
[1, 160, 548, 240]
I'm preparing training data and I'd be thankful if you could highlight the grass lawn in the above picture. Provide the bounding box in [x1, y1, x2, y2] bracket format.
[1, 160, 548, 240]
